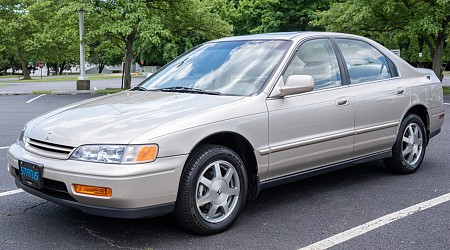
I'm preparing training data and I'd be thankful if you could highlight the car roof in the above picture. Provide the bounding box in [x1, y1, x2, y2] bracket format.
[211, 32, 361, 42]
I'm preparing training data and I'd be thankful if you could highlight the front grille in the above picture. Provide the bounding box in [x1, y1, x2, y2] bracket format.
[14, 168, 76, 202]
[26, 138, 75, 159]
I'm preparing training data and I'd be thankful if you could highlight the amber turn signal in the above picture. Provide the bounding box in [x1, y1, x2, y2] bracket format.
[135, 145, 158, 162]
[73, 184, 112, 197]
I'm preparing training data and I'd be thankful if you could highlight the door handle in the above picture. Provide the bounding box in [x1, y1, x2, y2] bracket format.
[336, 97, 350, 106]
[396, 87, 406, 95]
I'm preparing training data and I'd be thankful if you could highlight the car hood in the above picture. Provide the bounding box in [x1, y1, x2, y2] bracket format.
[27, 91, 243, 146]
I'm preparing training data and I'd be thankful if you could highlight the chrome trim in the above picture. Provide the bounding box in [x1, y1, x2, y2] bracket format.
[347, 76, 402, 87]
[355, 121, 399, 135]
[260, 150, 392, 189]
[267, 85, 350, 100]
[259, 130, 354, 156]
[25, 138, 75, 160]
[260, 121, 400, 155]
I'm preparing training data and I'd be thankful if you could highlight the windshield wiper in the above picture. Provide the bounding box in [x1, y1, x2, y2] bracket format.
[130, 86, 149, 91]
[156, 87, 221, 95]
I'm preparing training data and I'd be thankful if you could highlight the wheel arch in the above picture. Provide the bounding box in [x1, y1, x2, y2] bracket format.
[188, 131, 260, 200]
[404, 104, 430, 144]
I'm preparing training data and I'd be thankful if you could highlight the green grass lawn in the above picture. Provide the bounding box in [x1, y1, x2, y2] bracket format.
[0, 75, 21, 79]
[31, 89, 123, 95]
[443, 86, 450, 95]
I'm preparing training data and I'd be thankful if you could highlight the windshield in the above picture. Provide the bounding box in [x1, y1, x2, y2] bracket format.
[138, 40, 291, 96]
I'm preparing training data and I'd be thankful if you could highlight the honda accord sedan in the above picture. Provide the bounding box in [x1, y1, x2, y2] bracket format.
[7, 32, 445, 235]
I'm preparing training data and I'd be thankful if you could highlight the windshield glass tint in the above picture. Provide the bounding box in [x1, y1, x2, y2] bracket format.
[140, 40, 290, 96]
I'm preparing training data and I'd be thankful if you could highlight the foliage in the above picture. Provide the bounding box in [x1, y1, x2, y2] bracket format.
[29, 0, 80, 75]
[1, 0, 449, 84]
[315, 0, 450, 79]
[76, 0, 231, 89]
[0, 0, 39, 79]
[217, 0, 331, 35]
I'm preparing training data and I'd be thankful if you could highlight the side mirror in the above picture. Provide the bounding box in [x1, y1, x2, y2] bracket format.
[273, 75, 314, 97]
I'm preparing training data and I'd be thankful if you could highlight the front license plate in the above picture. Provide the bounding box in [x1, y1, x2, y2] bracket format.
[18, 160, 43, 189]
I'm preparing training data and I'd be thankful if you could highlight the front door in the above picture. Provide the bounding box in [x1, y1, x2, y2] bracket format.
[265, 39, 355, 180]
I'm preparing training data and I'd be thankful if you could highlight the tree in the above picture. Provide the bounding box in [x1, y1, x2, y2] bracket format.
[0, 0, 38, 79]
[140, 0, 233, 65]
[216, 0, 331, 35]
[29, 0, 80, 76]
[80, 0, 232, 89]
[87, 40, 123, 73]
[315, 0, 450, 80]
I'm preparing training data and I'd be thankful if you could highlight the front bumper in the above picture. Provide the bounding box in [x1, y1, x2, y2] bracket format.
[7, 143, 188, 218]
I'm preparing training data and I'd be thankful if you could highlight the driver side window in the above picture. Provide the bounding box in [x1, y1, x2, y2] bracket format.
[283, 39, 341, 90]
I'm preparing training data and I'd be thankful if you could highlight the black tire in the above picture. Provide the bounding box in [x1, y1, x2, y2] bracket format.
[384, 114, 427, 174]
[174, 144, 248, 235]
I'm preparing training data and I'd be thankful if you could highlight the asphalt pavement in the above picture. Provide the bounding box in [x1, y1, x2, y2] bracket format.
[0, 94, 449, 249]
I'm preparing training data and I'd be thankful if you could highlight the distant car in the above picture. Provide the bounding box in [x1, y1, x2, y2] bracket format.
[8, 32, 444, 235]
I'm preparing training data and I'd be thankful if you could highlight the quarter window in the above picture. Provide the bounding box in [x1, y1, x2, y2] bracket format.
[283, 39, 341, 90]
[336, 39, 397, 84]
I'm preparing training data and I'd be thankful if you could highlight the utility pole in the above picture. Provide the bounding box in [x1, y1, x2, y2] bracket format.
[76, 9, 90, 90]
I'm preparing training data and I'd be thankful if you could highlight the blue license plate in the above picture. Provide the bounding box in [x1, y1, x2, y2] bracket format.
[18, 160, 43, 189]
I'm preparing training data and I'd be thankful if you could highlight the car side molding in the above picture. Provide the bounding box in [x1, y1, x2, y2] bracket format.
[260, 150, 392, 190]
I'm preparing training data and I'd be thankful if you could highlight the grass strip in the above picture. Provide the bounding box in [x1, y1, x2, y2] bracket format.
[96, 89, 123, 94]
[443, 86, 450, 95]
[32, 90, 53, 94]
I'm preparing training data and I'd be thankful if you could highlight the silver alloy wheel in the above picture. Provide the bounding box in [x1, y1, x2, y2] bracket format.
[195, 160, 240, 223]
[402, 122, 423, 166]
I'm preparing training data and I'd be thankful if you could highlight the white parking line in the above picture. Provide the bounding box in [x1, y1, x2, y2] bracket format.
[26, 94, 46, 104]
[444, 103, 450, 106]
[299, 192, 450, 250]
[0, 189, 24, 197]
[0, 146, 8, 150]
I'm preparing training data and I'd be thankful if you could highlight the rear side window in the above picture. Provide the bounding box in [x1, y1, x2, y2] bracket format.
[336, 39, 397, 84]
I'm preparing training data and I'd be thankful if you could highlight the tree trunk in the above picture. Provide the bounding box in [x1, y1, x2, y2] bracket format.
[59, 60, 66, 75]
[98, 60, 105, 74]
[430, 18, 448, 81]
[431, 45, 444, 81]
[123, 41, 133, 89]
[18, 47, 31, 80]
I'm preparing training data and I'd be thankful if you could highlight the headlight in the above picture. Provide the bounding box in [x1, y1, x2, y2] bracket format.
[69, 144, 158, 164]
[17, 127, 27, 147]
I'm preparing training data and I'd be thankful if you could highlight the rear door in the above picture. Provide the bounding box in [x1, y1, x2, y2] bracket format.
[335, 39, 410, 158]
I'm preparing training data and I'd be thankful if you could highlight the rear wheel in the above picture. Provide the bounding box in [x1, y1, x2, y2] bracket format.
[384, 114, 427, 174]
[174, 145, 248, 235]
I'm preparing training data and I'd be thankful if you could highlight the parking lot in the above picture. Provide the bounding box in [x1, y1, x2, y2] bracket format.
[1, 94, 449, 249]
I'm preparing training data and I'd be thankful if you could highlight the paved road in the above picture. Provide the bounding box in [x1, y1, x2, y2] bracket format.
[0, 94, 449, 249]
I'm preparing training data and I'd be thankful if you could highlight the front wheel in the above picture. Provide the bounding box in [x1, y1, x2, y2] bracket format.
[384, 114, 427, 174]
[174, 145, 248, 235]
